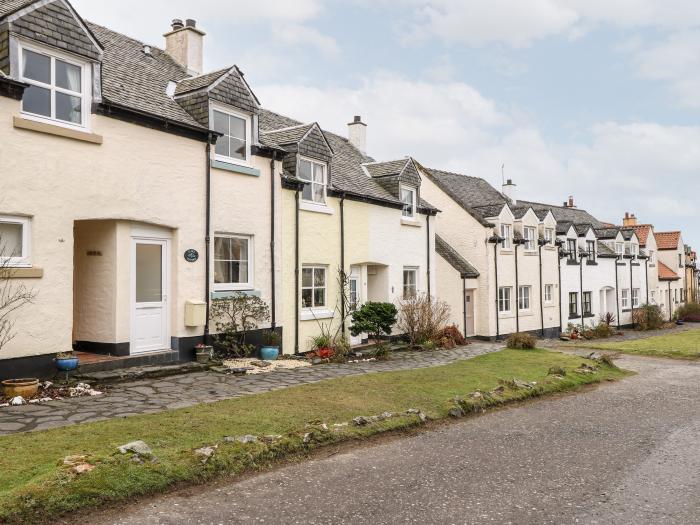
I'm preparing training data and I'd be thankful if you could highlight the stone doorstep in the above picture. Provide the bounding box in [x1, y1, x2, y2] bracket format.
[73, 362, 210, 384]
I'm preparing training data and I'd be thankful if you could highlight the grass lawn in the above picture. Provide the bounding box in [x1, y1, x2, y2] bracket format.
[0, 349, 630, 524]
[580, 327, 700, 360]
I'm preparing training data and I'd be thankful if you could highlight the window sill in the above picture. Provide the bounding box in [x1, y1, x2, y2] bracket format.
[0, 266, 43, 279]
[498, 313, 514, 319]
[544, 303, 557, 308]
[586, 261, 598, 266]
[401, 218, 421, 227]
[300, 201, 334, 215]
[566, 259, 579, 265]
[500, 249, 514, 254]
[300, 308, 334, 321]
[211, 289, 261, 300]
[523, 251, 538, 256]
[14, 116, 102, 144]
[211, 160, 261, 177]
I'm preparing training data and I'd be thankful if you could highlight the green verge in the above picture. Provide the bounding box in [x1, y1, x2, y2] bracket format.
[579, 327, 700, 360]
[0, 349, 630, 524]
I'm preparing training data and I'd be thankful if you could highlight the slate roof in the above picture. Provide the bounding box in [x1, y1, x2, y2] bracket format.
[658, 261, 680, 281]
[87, 22, 207, 130]
[259, 109, 436, 211]
[0, 0, 39, 19]
[594, 227, 620, 240]
[597, 241, 617, 258]
[174, 67, 229, 95]
[575, 224, 593, 236]
[472, 203, 507, 220]
[556, 221, 574, 235]
[435, 235, 479, 278]
[364, 159, 408, 178]
[655, 231, 681, 250]
[518, 200, 604, 227]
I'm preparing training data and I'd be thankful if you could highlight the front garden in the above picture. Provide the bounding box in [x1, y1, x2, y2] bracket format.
[580, 327, 700, 360]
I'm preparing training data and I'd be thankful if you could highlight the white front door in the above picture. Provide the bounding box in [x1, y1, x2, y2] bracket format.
[349, 272, 364, 346]
[131, 238, 168, 354]
[465, 290, 475, 336]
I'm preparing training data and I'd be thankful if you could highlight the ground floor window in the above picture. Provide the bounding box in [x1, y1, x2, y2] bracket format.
[621, 289, 629, 309]
[403, 267, 418, 299]
[569, 292, 578, 317]
[650, 290, 656, 303]
[583, 291, 592, 315]
[544, 284, 553, 303]
[498, 286, 512, 313]
[0, 215, 31, 266]
[302, 266, 326, 308]
[214, 234, 252, 290]
[632, 288, 640, 308]
[518, 285, 531, 311]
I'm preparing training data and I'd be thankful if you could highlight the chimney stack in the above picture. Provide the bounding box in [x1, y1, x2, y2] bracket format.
[623, 212, 638, 227]
[502, 179, 517, 205]
[164, 18, 205, 76]
[347, 116, 367, 155]
[564, 195, 576, 208]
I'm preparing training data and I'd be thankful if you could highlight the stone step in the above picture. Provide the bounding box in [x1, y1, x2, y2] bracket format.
[74, 361, 209, 384]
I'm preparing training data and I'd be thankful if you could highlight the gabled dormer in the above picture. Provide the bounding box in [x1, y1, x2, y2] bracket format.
[511, 206, 539, 252]
[1, 0, 103, 131]
[479, 204, 515, 252]
[537, 210, 557, 247]
[364, 158, 422, 221]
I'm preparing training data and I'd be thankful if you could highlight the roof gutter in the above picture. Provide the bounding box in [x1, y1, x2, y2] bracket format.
[0, 76, 28, 100]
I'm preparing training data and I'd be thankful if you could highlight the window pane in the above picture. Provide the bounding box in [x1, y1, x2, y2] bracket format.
[301, 288, 312, 308]
[23, 50, 50, 84]
[302, 268, 313, 287]
[56, 60, 81, 92]
[214, 260, 231, 284]
[229, 137, 246, 160]
[0, 223, 23, 257]
[230, 238, 247, 261]
[313, 163, 324, 183]
[55, 92, 82, 124]
[215, 135, 230, 157]
[214, 237, 231, 260]
[313, 183, 325, 203]
[22, 85, 51, 117]
[298, 160, 312, 182]
[314, 288, 325, 307]
[229, 115, 245, 140]
[213, 111, 229, 135]
[233, 262, 248, 283]
[302, 183, 313, 201]
[314, 268, 326, 286]
[135, 244, 162, 303]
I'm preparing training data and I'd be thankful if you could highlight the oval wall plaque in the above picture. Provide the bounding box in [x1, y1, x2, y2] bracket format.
[184, 249, 199, 263]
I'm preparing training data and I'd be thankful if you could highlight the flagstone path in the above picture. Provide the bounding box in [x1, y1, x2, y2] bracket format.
[0, 342, 501, 436]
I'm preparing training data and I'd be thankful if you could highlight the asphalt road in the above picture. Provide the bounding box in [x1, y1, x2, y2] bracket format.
[91, 353, 700, 525]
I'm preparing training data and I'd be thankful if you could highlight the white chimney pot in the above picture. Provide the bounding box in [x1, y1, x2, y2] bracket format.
[502, 179, 517, 205]
[348, 115, 367, 155]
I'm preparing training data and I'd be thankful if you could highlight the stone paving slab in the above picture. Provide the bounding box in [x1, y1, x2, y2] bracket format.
[0, 343, 500, 436]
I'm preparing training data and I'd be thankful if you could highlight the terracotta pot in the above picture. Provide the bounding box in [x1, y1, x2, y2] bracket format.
[2, 378, 39, 399]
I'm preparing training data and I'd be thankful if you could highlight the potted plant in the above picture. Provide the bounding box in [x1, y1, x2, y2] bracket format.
[55, 351, 79, 371]
[312, 333, 334, 359]
[194, 343, 213, 364]
[260, 330, 280, 361]
[2, 378, 39, 399]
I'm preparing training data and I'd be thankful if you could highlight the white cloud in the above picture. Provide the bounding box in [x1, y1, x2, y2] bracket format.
[274, 24, 340, 58]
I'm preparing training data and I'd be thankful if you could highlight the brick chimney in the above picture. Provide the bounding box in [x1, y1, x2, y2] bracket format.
[502, 179, 516, 205]
[563, 195, 576, 208]
[623, 212, 638, 227]
[164, 18, 205, 76]
[348, 116, 367, 154]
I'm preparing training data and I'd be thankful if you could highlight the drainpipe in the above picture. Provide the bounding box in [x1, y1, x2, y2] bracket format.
[538, 240, 545, 337]
[668, 281, 672, 322]
[488, 236, 503, 340]
[426, 214, 432, 299]
[645, 258, 649, 305]
[204, 135, 212, 340]
[270, 151, 277, 329]
[294, 188, 300, 354]
[615, 255, 621, 329]
[579, 252, 587, 328]
[340, 194, 346, 334]
[557, 241, 563, 334]
[514, 241, 520, 333]
[462, 277, 467, 337]
[629, 256, 634, 329]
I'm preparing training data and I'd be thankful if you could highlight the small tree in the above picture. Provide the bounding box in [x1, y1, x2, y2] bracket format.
[350, 302, 398, 345]
[397, 294, 451, 347]
[0, 242, 35, 353]
[632, 304, 665, 331]
[210, 293, 270, 358]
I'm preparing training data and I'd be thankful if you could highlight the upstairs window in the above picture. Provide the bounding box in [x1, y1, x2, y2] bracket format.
[615, 242, 624, 255]
[544, 228, 554, 245]
[0, 215, 31, 267]
[631, 244, 638, 257]
[212, 107, 251, 164]
[567, 239, 577, 261]
[400, 186, 416, 219]
[298, 157, 327, 205]
[20, 46, 88, 128]
[648, 250, 655, 263]
[500, 224, 512, 250]
[586, 240, 596, 261]
[679, 254, 683, 268]
[523, 227, 536, 251]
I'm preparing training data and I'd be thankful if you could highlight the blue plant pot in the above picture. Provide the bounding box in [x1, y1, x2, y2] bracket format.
[55, 358, 79, 371]
[259, 346, 280, 361]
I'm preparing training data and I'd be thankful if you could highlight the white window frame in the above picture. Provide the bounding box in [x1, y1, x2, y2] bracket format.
[518, 285, 531, 311]
[0, 215, 31, 267]
[500, 224, 512, 250]
[523, 227, 536, 251]
[632, 288, 640, 308]
[210, 102, 252, 166]
[615, 242, 624, 255]
[586, 240, 596, 260]
[648, 250, 655, 264]
[400, 185, 417, 219]
[403, 267, 419, 300]
[298, 156, 328, 205]
[650, 290, 656, 304]
[544, 284, 553, 303]
[631, 243, 638, 257]
[544, 228, 554, 245]
[621, 289, 629, 309]
[301, 265, 327, 309]
[212, 233, 254, 291]
[18, 40, 91, 131]
[498, 286, 512, 313]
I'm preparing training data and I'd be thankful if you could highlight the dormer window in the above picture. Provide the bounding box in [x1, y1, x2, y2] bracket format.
[615, 242, 624, 255]
[19, 44, 89, 129]
[500, 224, 512, 249]
[400, 185, 416, 219]
[586, 240, 596, 260]
[544, 228, 554, 245]
[298, 157, 327, 204]
[567, 239, 577, 261]
[212, 104, 251, 165]
[523, 227, 536, 251]
[631, 243, 638, 257]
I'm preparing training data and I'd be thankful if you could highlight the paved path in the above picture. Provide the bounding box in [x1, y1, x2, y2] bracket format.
[0, 342, 500, 435]
[86, 352, 700, 525]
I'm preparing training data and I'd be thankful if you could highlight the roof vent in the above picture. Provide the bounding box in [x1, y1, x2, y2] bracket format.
[166, 80, 177, 98]
[143, 45, 152, 56]
[171, 19, 184, 31]
[186, 19, 197, 28]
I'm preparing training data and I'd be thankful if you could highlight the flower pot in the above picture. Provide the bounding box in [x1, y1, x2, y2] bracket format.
[260, 346, 280, 361]
[2, 378, 39, 399]
[318, 347, 334, 359]
[195, 346, 213, 364]
[55, 357, 79, 371]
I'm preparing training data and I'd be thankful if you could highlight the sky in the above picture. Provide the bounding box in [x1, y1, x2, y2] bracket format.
[72, 0, 699, 251]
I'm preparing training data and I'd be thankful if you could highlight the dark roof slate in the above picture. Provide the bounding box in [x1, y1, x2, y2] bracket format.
[435, 235, 479, 278]
[597, 241, 617, 258]
[174, 68, 229, 95]
[0, 0, 39, 19]
[518, 199, 604, 227]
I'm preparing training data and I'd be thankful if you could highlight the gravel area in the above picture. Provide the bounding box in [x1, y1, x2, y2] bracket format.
[221, 358, 311, 374]
[86, 352, 700, 525]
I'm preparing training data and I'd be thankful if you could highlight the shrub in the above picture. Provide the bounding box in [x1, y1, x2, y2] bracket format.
[506, 332, 537, 349]
[632, 304, 665, 331]
[599, 312, 616, 327]
[397, 294, 451, 348]
[350, 302, 398, 344]
[437, 325, 468, 349]
[210, 294, 270, 358]
[373, 342, 391, 361]
[675, 302, 700, 322]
